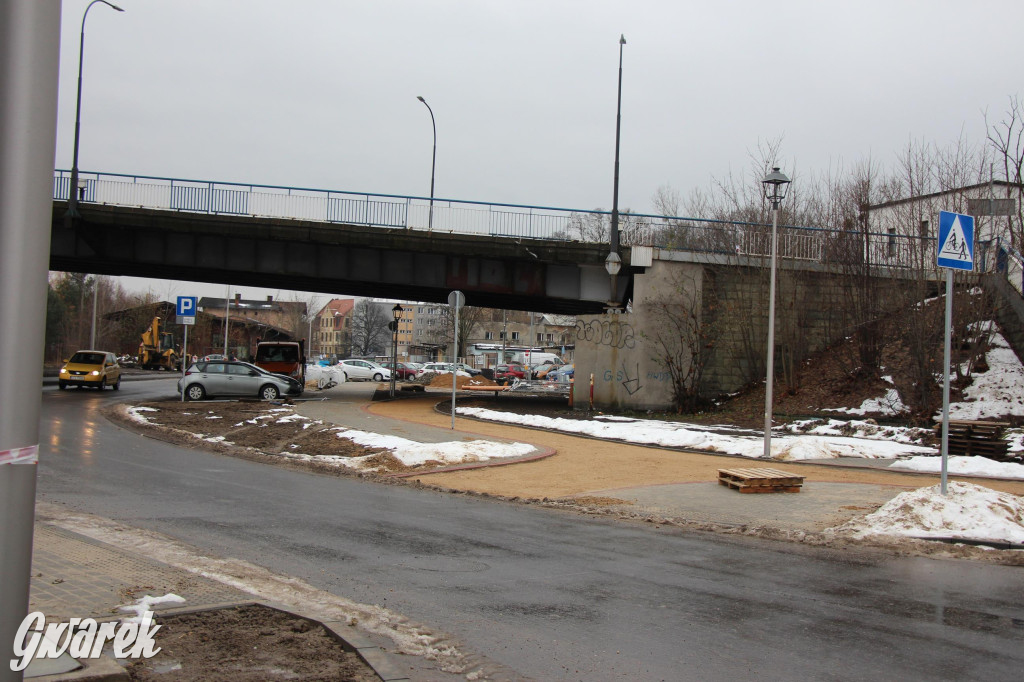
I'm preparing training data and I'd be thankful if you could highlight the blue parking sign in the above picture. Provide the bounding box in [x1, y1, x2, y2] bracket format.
[176, 296, 197, 325]
[176, 296, 197, 316]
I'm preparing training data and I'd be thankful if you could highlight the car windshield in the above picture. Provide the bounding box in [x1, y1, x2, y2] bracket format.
[255, 345, 299, 363]
[69, 352, 105, 365]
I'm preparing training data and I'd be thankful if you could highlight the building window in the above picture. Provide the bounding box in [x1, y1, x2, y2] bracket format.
[919, 220, 929, 238]
[484, 331, 494, 340]
[887, 227, 897, 258]
[511, 332, 520, 341]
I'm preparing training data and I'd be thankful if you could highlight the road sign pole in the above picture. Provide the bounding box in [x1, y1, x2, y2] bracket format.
[0, 6, 61, 681]
[451, 300, 459, 429]
[940, 270, 953, 495]
[181, 325, 189, 402]
[935, 211, 974, 497]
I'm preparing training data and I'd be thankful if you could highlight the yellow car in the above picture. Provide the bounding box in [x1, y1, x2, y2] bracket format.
[58, 350, 122, 390]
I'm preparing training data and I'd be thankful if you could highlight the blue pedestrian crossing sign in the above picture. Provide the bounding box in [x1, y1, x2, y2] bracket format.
[936, 211, 974, 271]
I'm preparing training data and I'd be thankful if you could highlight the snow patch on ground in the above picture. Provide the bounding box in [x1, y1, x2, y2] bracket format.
[126, 406, 158, 424]
[889, 455, 1024, 479]
[119, 593, 187, 624]
[326, 428, 535, 470]
[456, 407, 934, 461]
[832, 482, 1024, 543]
[947, 332, 1024, 420]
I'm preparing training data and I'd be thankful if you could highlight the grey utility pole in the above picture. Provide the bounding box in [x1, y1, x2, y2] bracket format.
[0, 3, 62, 681]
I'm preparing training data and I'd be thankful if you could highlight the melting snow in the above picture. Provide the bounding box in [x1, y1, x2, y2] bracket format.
[832, 482, 1024, 544]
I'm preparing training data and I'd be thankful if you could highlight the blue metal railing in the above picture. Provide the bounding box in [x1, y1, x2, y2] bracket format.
[54, 169, 957, 270]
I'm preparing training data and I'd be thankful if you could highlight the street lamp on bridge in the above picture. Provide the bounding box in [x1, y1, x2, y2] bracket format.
[66, 0, 124, 222]
[761, 166, 791, 460]
[416, 96, 437, 232]
[606, 34, 626, 312]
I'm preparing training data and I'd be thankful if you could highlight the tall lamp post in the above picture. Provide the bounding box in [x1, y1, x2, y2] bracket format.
[416, 96, 437, 232]
[606, 34, 626, 311]
[761, 167, 791, 459]
[389, 303, 403, 397]
[66, 0, 124, 222]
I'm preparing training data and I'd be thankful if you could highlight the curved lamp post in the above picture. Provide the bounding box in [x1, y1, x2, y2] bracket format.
[416, 96, 437, 232]
[761, 166, 791, 459]
[66, 0, 124, 221]
[607, 34, 626, 311]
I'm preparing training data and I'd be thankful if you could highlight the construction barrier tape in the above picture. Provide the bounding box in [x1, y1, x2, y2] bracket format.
[0, 444, 38, 465]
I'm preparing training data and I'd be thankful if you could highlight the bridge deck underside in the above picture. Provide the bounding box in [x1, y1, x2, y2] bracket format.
[50, 204, 626, 314]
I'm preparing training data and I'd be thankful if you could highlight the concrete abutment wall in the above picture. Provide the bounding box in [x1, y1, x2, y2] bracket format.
[573, 257, 891, 411]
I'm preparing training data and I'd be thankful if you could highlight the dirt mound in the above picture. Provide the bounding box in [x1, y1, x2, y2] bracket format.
[427, 373, 496, 388]
[125, 604, 378, 681]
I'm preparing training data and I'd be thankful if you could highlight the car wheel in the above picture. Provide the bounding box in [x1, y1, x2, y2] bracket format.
[58, 380, 66, 390]
[260, 384, 280, 400]
[186, 384, 206, 401]
[373, 372, 383, 382]
[112, 376, 121, 391]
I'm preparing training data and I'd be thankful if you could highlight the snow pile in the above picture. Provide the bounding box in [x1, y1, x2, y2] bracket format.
[833, 482, 1024, 544]
[947, 331, 1024, 420]
[890, 455, 1024, 479]
[455, 407, 935, 460]
[280, 427, 536, 472]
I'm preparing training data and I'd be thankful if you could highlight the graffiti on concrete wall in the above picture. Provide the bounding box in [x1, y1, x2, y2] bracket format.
[602, 362, 642, 395]
[575, 319, 636, 349]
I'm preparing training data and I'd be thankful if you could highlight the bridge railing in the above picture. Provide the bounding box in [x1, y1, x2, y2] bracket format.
[56, 170, 946, 271]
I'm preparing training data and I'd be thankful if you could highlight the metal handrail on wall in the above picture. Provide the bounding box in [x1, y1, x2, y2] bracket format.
[54, 169, 946, 270]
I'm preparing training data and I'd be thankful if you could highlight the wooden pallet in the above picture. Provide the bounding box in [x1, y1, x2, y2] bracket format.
[718, 467, 805, 494]
[934, 420, 1011, 460]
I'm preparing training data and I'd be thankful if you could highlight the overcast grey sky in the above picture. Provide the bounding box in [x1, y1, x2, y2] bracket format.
[55, 0, 1024, 301]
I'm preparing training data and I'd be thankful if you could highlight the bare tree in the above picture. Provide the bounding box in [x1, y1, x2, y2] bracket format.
[349, 299, 390, 357]
[641, 267, 718, 412]
[986, 96, 1024, 251]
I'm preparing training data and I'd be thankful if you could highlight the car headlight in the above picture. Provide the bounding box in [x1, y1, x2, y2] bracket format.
[90, 370, 100, 376]
[59, 368, 68, 375]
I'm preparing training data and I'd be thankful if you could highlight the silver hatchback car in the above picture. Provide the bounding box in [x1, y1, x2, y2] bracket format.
[177, 360, 302, 401]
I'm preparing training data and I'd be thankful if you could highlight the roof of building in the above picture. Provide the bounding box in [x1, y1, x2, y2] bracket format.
[198, 296, 305, 313]
[866, 180, 1024, 211]
[316, 298, 354, 317]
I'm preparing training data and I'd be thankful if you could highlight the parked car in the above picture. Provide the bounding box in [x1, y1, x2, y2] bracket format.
[417, 362, 456, 376]
[548, 364, 574, 382]
[58, 350, 121, 390]
[533, 362, 564, 380]
[203, 353, 227, 361]
[380, 361, 418, 380]
[177, 360, 301, 401]
[453, 362, 482, 376]
[337, 359, 392, 382]
[493, 363, 527, 385]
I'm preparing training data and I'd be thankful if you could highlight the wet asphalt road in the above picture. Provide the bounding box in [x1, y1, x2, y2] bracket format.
[35, 380, 1024, 681]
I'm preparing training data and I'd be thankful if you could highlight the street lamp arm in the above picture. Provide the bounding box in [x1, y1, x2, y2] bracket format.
[417, 96, 437, 231]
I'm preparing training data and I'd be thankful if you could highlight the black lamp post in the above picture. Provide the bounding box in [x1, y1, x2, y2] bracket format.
[760, 166, 791, 459]
[416, 96, 436, 232]
[389, 303, 404, 397]
[66, 0, 124, 222]
[607, 34, 626, 311]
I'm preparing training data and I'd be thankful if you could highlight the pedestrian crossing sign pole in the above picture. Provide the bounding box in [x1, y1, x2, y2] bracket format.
[936, 211, 975, 495]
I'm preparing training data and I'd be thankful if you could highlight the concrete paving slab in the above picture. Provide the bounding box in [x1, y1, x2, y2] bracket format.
[587, 480, 914, 532]
[30, 524, 253, 622]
